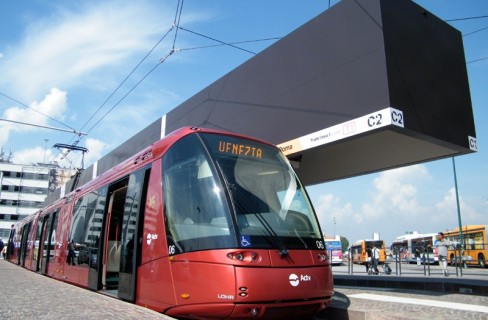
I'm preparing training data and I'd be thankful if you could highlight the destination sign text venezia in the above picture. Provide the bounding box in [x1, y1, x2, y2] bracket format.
[218, 141, 263, 158]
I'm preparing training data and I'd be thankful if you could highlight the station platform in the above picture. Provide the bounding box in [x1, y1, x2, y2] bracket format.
[320, 283, 488, 320]
[318, 264, 488, 320]
[3, 259, 488, 320]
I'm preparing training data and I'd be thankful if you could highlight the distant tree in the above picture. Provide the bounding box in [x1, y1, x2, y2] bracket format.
[340, 236, 349, 252]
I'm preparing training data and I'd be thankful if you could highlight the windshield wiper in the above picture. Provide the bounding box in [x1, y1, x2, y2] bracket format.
[228, 182, 290, 257]
[254, 212, 289, 258]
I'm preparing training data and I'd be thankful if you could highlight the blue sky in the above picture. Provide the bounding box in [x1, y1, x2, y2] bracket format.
[0, 0, 486, 245]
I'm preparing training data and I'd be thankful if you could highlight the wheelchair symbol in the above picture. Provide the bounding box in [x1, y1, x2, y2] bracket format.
[241, 235, 251, 247]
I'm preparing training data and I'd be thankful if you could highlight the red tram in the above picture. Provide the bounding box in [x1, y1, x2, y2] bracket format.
[6, 127, 333, 319]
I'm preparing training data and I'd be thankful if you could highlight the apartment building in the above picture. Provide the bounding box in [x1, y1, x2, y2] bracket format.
[0, 158, 75, 239]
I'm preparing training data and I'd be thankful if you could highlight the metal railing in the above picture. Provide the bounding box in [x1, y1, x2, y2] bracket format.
[338, 243, 488, 279]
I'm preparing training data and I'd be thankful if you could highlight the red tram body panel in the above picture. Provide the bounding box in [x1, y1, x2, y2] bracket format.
[6, 127, 334, 319]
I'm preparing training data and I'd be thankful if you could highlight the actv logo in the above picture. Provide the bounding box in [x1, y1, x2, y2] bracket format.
[289, 273, 312, 287]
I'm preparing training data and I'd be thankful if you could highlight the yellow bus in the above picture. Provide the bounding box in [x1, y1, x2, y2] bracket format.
[350, 239, 386, 264]
[443, 225, 487, 268]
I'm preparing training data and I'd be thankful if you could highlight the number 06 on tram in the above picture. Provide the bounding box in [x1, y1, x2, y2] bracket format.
[7, 127, 333, 319]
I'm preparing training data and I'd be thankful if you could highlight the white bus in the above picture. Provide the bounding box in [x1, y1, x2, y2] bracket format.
[324, 238, 343, 265]
[391, 232, 438, 264]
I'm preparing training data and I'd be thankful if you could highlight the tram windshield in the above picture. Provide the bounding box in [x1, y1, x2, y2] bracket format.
[162, 132, 323, 254]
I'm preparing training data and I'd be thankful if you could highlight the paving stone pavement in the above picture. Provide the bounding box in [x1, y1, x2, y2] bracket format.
[318, 285, 488, 320]
[314, 286, 488, 320]
[0, 259, 174, 320]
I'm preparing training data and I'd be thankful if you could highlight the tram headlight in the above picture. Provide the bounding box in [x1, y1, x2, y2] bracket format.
[250, 308, 260, 316]
[226, 251, 261, 263]
[317, 253, 329, 262]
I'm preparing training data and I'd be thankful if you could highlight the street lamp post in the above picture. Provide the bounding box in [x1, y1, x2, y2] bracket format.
[43, 139, 49, 163]
[333, 216, 336, 238]
[452, 157, 464, 259]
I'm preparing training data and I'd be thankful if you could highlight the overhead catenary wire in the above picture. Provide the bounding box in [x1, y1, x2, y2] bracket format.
[77, 31, 179, 135]
[177, 37, 282, 52]
[55, 0, 186, 162]
[0, 91, 77, 132]
[171, 0, 184, 52]
[467, 56, 488, 64]
[84, 52, 174, 135]
[74, 32, 280, 142]
[446, 15, 488, 22]
[0, 118, 86, 136]
[72, 0, 185, 138]
[459, 21, 488, 64]
[54, 0, 332, 146]
[178, 26, 257, 55]
[76, 26, 175, 134]
[463, 25, 488, 37]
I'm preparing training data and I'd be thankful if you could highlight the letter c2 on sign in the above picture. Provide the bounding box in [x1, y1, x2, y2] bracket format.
[391, 110, 404, 127]
[367, 114, 383, 127]
[468, 136, 477, 151]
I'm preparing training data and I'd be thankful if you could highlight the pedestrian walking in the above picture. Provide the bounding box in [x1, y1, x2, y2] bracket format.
[371, 246, 380, 274]
[365, 247, 372, 273]
[415, 248, 421, 266]
[0, 238, 4, 259]
[404, 248, 410, 264]
[433, 232, 451, 276]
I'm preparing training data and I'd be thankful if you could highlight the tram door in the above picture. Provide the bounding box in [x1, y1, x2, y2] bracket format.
[32, 219, 43, 272]
[18, 222, 32, 267]
[6, 227, 16, 261]
[39, 211, 58, 276]
[101, 168, 149, 301]
[103, 184, 127, 293]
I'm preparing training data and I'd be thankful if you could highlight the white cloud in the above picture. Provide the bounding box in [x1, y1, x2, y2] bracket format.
[0, 0, 212, 161]
[314, 193, 356, 237]
[0, 88, 68, 146]
[11, 136, 108, 170]
[1, 1, 175, 100]
[12, 146, 50, 165]
[312, 164, 439, 243]
[361, 164, 429, 220]
[8, 88, 68, 123]
[435, 187, 479, 224]
[83, 138, 109, 165]
[0, 126, 12, 148]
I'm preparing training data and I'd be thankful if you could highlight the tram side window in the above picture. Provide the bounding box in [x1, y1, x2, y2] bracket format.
[70, 188, 107, 267]
[162, 134, 235, 254]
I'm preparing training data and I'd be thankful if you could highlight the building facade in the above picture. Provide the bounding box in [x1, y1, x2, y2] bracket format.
[0, 159, 75, 239]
